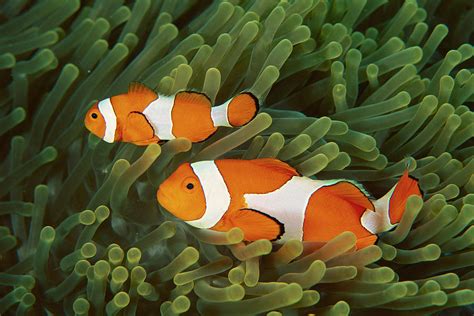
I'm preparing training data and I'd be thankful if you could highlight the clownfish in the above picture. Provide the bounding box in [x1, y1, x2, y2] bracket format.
[84, 82, 259, 145]
[157, 159, 422, 248]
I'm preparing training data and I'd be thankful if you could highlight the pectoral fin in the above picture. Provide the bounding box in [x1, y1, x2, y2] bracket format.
[123, 111, 156, 144]
[229, 208, 284, 241]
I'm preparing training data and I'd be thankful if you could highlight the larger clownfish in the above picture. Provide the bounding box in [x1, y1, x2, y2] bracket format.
[157, 159, 422, 248]
[84, 82, 259, 145]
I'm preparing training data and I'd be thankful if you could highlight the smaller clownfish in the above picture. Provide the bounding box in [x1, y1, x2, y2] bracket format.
[84, 82, 259, 145]
[157, 159, 422, 249]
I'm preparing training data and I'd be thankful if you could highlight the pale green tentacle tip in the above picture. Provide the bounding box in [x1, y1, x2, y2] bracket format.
[95, 205, 110, 222]
[181, 246, 200, 262]
[40, 226, 56, 243]
[331, 301, 350, 315]
[325, 42, 343, 59]
[346, 48, 362, 62]
[79, 210, 96, 225]
[227, 284, 245, 301]
[81, 242, 97, 258]
[63, 62, 80, 75]
[41, 146, 58, 162]
[432, 23, 449, 38]
[251, 65, 280, 100]
[108, 247, 125, 265]
[19, 292, 36, 307]
[144, 143, 162, 157]
[451, 290, 474, 306]
[126, 247, 142, 267]
[0, 53, 15, 68]
[10, 107, 26, 123]
[400, 281, 419, 296]
[12, 286, 28, 300]
[227, 227, 244, 244]
[73, 298, 90, 315]
[445, 49, 462, 64]
[94, 260, 111, 278]
[171, 295, 191, 313]
[22, 275, 36, 290]
[431, 291, 449, 306]
[111, 291, 130, 308]
[228, 265, 245, 284]
[111, 266, 129, 283]
[74, 260, 91, 275]
[437, 273, 460, 289]
[131, 265, 147, 283]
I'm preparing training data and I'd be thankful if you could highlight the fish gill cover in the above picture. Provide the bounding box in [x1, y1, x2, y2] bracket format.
[0, 0, 473, 315]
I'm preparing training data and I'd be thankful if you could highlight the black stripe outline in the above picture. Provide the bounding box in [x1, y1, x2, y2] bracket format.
[128, 111, 156, 140]
[408, 174, 425, 197]
[228, 92, 260, 127]
[239, 208, 285, 241]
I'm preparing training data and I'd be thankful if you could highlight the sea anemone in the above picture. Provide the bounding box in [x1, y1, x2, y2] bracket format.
[0, 0, 473, 315]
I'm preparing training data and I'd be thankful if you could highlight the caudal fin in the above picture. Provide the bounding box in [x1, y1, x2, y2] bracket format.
[361, 170, 422, 234]
[211, 92, 259, 127]
[388, 171, 422, 224]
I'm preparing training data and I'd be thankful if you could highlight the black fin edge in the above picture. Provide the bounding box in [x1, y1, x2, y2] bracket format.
[408, 174, 425, 197]
[240, 208, 285, 241]
[128, 111, 156, 139]
[176, 90, 212, 104]
[230, 92, 260, 128]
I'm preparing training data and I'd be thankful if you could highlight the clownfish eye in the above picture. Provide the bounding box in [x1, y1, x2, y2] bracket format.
[182, 177, 197, 192]
[91, 113, 98, 119]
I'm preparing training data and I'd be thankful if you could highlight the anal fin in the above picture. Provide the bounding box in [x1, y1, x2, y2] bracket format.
[132, 136, 161, 146]
[355, 235, 378, 249]
[229, 208, 284, 241]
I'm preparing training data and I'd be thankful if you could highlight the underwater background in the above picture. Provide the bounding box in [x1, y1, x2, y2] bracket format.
[0, 0, 473, 315]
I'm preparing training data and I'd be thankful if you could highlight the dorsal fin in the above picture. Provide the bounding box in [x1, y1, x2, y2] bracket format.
[176, 91, 211, 106]
[250, 158, 300, 177]
[128, 82, 157, 99]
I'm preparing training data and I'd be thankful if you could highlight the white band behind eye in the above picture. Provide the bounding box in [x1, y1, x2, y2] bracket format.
[211, 99, 232, 127]
[186, 161, 231, 229]
[98, 98, 117, 143]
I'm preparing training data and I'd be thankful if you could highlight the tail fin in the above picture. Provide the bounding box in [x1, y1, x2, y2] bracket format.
[388, 171, 422, 224]
[361, 171, 422, 234]
[211, 92, 259, 127]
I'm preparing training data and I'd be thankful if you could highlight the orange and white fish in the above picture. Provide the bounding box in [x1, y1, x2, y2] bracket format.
[84, 82, 259, 145]
[157, 159, 422, 248]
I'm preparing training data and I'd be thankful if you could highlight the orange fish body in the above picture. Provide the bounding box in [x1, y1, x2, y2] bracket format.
[84, 82, 259, 145]
[157, 159, 422, 248]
